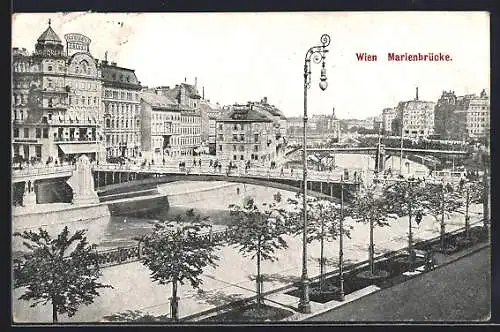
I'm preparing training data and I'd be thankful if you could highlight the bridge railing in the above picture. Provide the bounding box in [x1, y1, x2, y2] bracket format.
[12, 164, 76, 178]
[93, 164, 364, 184]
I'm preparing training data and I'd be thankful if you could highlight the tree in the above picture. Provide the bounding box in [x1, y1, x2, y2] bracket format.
[13, 227, 112, 323]
[421, 182, 464, 251]
[228, 197, 288, 310]
[458, 181, 484, 240]
[351, 182, 396, 277]
[279, 194, 352, 292]
[383, 179, 429, 270]
[140, 220, 219, 321]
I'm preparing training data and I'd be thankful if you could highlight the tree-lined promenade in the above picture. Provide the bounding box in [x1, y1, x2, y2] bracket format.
[12, 176, 488, 323]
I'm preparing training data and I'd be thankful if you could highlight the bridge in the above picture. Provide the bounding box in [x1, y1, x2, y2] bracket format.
[11, 165, 76, 183]
[293, 146, 469, 157]
[92, 164, 363, 202]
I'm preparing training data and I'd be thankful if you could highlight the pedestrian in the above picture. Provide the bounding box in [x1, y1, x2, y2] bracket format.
[209, 159, 213, 167]
[199, 159, 202, 167]
[218, 164, 222, 172]
[291, 168, 294, 176]
[280, 167, 284, 176]
[193, 159, 196, 166]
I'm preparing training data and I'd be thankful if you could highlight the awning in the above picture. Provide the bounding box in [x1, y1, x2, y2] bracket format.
[58, 143, 97, 155]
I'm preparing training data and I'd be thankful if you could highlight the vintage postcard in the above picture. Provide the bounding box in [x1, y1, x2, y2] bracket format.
[11, 12, 491, 323]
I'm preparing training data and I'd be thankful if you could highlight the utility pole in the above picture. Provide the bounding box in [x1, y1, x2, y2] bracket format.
[339, 180, 345, 301]
[440, 182, 446, 250]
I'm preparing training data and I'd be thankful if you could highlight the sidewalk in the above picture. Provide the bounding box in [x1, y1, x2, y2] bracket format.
[305, 244, 490, 322]
[12, 204, 485, 323]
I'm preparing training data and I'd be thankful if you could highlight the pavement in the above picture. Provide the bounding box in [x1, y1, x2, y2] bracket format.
[12, 203, 485, 323]
[305, 245, 490, 322]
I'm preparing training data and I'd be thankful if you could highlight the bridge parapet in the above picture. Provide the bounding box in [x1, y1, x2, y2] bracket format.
[12, 165, 76, 182]
[93, 164, 363, 184]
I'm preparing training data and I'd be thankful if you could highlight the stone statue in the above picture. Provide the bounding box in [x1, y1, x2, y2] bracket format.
[66, 154, 99, 205]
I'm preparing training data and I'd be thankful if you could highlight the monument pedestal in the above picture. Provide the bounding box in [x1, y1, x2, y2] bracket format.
[22, 191, 37, 207]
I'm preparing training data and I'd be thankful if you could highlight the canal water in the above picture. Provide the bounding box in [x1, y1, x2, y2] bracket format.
[14, 154, 429, 251]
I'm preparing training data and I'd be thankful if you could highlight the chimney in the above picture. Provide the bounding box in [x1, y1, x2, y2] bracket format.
[195, 76, 197, 88]
[184, 77, 187, 83]
[415, 86, 419, 101]
[262, 97, 268, 104]
[105, 51, 108, 62]
[202, 86, 205, 100]
[111, 61, 117, 66]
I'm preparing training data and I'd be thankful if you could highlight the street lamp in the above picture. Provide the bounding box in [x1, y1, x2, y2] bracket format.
[299, 33, 330, 314]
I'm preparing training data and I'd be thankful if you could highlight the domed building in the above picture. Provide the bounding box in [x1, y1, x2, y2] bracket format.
[12, 20, 103, 165]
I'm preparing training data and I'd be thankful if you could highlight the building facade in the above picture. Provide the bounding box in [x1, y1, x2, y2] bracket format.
[12, 22, 103, 164]
[140, 91, 201, 161]
[453, 90, 490, 140]
[216, 104, 277, 164]
[392, 89, 435, 138]
[434, 90, 459, 140]
[381, 107, 396, 135]
[101, 60, 142, 158]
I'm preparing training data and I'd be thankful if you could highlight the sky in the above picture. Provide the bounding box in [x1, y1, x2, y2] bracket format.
[12, 12, 490, 119]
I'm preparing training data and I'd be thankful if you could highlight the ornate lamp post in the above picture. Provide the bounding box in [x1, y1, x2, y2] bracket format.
[299, 33, 330, 314]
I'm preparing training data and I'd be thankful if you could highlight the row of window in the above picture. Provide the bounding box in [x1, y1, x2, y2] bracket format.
[13, 127, 49, 139]
[217, 133, 261, 142]
[66, 79, 99, 91]
[231, 145, 260, 152]
[12, 145, 42, 159]
[105, 118, 140, 130]
[105, 103, 140, 116]
[105, 133, 139, 146]
[104, 90, 140, 101]
[153, 112, 181, 121]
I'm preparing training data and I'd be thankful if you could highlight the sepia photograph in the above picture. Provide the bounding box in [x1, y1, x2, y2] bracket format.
[11, 11, 491, 324]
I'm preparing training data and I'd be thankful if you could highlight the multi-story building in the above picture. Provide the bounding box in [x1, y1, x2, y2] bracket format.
[101, 59, 142, 158]
[453, 89, 490, 140]
[392, 88, 435, 138]
[372, 115, 383, 133]
[434, 90, 459, 140]
[140, 90, 201, 161]
[381, 107, 396, 135]
[287, 107, 340, 141]
[434, 89, 489, 141]
[199, 99, 222, 153]
[216, 104, 277, 164]
[12, 22, 103, 164]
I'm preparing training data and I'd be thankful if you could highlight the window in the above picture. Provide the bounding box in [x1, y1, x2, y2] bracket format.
[24, 128, 29, 138]
[219, 145, 222, 151]
[69, 97, 72, 105]
[240, 134, 244, 141]
[240, 155, 244, 160]
[254, 134, 259, 142]
[233, 155, 237, 160]
[35, 146, 42, 158]
[232, 134, 238, 141]
[218, 134, 223, 141]
[233, 145, 237, 151]
[36, 128, 41, 138]
[48, 65, 53, 71]
[239, 145, 245, 151]
[13, 127, 19, 137]
[254, 145, 259, 152]
[43, 128, 49, 138]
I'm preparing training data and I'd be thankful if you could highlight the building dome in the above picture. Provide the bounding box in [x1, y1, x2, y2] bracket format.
[34, 19, 64, 56]
[37, 20, 62, 45]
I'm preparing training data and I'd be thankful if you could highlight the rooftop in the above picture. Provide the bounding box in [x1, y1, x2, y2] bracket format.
[37, 22, 62, 45]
